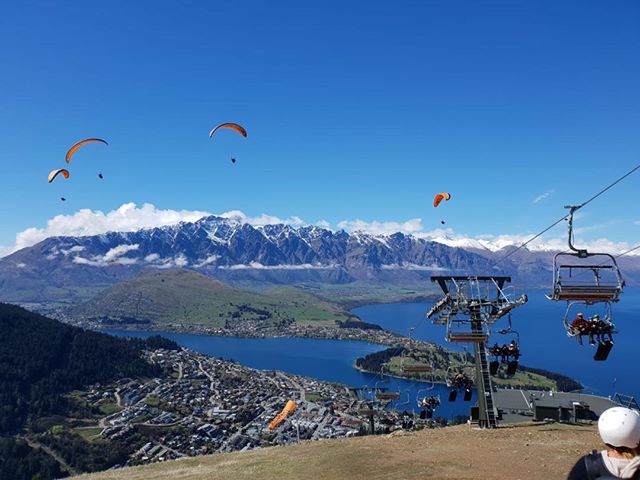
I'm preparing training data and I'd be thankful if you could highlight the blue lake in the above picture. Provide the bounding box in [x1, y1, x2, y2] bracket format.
[105, 331, 476, 419]
[105, 287, 639, 420]
[354, 288, 640, 401]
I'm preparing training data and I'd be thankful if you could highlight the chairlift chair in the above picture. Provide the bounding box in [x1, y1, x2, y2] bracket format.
[417, 388, 441, 418]
[445, 363, 474, 402]
[446, 319, 489, 343]
[548, 206, 625, 304]
[400, 328, 434, 375]
[563, 301, 617, 361]
[487, 325, 521, 376]
[547, 206, 623, 362]
[374, 376, 400, 401]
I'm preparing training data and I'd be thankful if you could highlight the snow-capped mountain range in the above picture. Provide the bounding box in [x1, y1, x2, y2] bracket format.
[1, 215, 638, 304]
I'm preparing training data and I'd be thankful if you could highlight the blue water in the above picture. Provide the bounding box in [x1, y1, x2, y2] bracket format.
[105, 330, 476, 419]
[105, 288, 639, 420]
[354, 288, 640, 401]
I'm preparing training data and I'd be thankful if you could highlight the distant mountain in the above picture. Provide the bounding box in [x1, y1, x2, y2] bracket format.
[65, 268, 354, 328]
[1, 215, 638, 305]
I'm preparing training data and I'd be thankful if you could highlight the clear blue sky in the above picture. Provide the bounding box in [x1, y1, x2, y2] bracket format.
[1, 0, 639, 249]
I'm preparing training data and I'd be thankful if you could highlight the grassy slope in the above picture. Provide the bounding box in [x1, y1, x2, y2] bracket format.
[291, 282, 441, 308]
[73, 423, 600, 480]
[68, 269, 352, 328]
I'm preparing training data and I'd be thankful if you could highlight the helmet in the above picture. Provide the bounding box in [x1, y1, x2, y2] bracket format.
[577, 313, 584, 317]
[598, 407, 640, 448]
[593, 314, 600, 319]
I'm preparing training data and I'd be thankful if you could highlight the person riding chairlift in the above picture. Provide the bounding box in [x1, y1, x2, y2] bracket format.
[507, 340, 520, 360]
[500, 343, 510, 362]
[571, 312, 590, 346]
[591, 314, 615, 344]
[419, 396, 440, 409]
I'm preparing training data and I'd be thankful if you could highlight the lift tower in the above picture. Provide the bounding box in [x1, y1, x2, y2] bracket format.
[427, 276, 527, 428]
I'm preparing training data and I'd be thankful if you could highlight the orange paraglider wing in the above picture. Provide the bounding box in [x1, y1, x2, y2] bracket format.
[267, 400, 297, 430]
[48, 168, 70, 183]
[208, 123, 248, 138]
[433, 192, 451, 208]
[65, 138, 108, 164]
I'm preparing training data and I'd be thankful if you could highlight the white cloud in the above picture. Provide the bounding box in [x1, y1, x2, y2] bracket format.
[0, 203, 312, 258]
[2, 202, 638, 261]
[174, 254, 189, 268]
[219, 210, 305, 227]
[381, 263, 447, 271]
[61, 246, 85, 256]
[72, 256, 102, 267]
[2, 203, 209, 257]
[533, 190, 554, 204]
[194, 255, 220, 268]
[72, 243, 139, 267]
[337, 218, 424, 236]
[103, 244, 139, 262]
[218, 262, 337, 270]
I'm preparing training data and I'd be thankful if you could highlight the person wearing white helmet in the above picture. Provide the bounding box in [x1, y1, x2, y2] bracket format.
[568, 407, 640, 479]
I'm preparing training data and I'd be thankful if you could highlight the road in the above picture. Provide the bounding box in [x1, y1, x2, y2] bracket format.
[276, 372, 306, 401]
[20, 436, 80, 477]
[197, 358, 215, 390]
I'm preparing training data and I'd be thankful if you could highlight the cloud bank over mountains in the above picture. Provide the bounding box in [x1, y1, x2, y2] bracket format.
[0, 202, 636, 257]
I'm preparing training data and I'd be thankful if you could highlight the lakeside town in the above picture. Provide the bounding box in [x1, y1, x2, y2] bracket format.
[77, 346, 408, 467]
[52, 309, 421, 348]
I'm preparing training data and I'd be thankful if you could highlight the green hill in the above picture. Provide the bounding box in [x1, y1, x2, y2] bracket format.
[0, 303, 175, 479]
[66, 269, 354, 329]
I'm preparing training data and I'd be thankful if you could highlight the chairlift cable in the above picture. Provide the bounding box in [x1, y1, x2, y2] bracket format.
[498, 163, 640, 263]
[616, 244, 640, 259]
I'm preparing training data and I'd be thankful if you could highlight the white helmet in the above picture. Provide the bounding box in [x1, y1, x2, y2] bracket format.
[598, 407, 640, 448]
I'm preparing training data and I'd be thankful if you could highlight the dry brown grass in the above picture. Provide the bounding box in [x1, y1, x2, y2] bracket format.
[73, 423, 601, 480]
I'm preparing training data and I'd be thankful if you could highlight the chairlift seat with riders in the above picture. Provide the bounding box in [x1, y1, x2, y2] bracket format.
[488, 323, 521, 377]
[547, 206, 625, 362]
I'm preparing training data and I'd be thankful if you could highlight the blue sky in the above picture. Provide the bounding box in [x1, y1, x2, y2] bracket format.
[1, 0, 639, 253]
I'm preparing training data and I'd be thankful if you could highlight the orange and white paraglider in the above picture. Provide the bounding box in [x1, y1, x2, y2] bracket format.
[65, 138, 108, 164]
[433, 192, 451, 225]
[208, 123, 247, 139]
[48, 168, 70, 183]
[433, 192, 451, 208]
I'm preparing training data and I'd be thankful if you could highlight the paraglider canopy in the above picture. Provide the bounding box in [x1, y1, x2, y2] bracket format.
[48, 168, 70, 183]
[65, 138, 108, 164]
[208, 123, 247, 138]
[433, 192, 451, 208]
